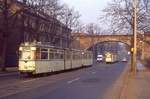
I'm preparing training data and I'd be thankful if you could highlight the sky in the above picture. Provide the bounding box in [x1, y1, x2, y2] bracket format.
[61, 0, 111, 24]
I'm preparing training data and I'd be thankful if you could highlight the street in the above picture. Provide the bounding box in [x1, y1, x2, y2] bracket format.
[0, 62, 127, 99]
[0, 0, 149, 99]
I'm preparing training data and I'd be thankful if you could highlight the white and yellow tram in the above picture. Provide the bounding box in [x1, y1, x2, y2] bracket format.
[104, 52, 118, 63]
[19, 42, 93, 75]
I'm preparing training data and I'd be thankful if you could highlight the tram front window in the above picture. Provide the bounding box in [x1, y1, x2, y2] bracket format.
[19, 48, 36, 60]
[20, 51, 31, 60]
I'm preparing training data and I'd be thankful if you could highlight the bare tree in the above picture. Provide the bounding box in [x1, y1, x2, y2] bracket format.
[84, 23, 103, 35]
[18, 0, 63, 18]
[0, 0, 81, 70]
[72, 21, 85, 33]
[58, 4, 81, 30]
[0, 0, 9, 71]
[100, 0, 150, 34]
[0, 0, 56, 70]
[19, 0, 81, 32]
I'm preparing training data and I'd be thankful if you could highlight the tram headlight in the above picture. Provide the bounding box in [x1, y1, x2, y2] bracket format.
[19, 47, 23, 51]
[31, 47, 36, 51]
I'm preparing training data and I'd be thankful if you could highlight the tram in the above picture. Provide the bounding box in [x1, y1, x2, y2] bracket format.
[18, 42, 93, 75]
[104, 52, 118, 63]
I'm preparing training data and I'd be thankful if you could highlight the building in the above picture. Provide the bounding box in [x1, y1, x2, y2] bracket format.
[0, 0, 71, 67]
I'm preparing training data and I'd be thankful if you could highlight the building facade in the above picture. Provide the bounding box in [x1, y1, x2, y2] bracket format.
[0, 0, 71, 67]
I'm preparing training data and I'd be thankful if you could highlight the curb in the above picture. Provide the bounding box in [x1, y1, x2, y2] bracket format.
[0, 67, 18, 74]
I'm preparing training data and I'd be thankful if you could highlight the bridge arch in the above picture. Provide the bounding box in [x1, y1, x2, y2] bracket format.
[87, 40, 131, 51]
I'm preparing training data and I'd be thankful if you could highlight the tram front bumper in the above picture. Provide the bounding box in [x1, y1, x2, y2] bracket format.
[19, 70, 35, 73]
[19, 65, 35, 72]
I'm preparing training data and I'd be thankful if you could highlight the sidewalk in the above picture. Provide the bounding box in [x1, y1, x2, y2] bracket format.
[121, 64, 150, 99]
[102, 62, 130, 99]
[0, 67, 18, 74]
[102, 61, 150, 99]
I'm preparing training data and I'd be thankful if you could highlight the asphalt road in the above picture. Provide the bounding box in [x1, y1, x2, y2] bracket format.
[0, 62, 127, 99]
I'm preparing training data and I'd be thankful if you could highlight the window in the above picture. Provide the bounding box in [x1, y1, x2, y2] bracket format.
[54, 53, 60, 59]
[73, 52, 79, 59]
[41, 49, 48, 59]
[66, 53, 70, 59]
[49, 49, 54, 59]
[36, 48, 41, 59]
[60, 53, 64, 59]
[54, 50, 64, 59]
[22, 51, 31, 60]
[49, 53, 54, 59]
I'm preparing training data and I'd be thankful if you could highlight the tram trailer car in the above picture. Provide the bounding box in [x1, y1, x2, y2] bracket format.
[19, 42, 93, 75]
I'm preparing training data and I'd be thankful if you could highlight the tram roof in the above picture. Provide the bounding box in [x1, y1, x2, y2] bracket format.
[20, 42, 64, 49]
[20, 42, 90, 52]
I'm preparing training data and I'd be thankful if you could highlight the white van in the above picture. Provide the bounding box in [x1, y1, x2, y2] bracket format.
[97, 55, 103, 62]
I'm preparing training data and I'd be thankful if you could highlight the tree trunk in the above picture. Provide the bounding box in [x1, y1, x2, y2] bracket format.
[1, 37, 7, 71]
[1, 0, 8, 71]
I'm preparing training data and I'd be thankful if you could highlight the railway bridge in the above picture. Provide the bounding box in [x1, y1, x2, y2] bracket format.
[72, 33, 150, 60]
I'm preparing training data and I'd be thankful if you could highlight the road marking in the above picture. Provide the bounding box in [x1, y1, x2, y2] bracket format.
[22, 79, 37, 83]
[67, 77, 80, 84]
[91, 71, 96, 74]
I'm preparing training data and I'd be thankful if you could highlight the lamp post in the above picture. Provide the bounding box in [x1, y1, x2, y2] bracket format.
[131, 0, 137, 74]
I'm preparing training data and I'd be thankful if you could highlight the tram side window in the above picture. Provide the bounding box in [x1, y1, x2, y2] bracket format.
[49, 49, 54, 59]
[67, 53, 70, 59]
[49, 53, 54, 59]
[54, 53, 60, 59]
[60, 50, 64, 59]
[87, 53, 89, 59]
[89, 53, 91, 58]
[36, 48, 41, 59]
[89, 54, 91, 59]
[73, 52, 78, 59]
[77, 52, 80, 59]
[60, 53, 64, 59]
[84, 53, 87, 59]
[72, 52, 76, 59]
[54, 50, 64, 59]
[41, 49, 48, 59]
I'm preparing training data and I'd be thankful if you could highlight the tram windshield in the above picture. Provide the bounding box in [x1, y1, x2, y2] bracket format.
[21, 51, 31, 60]
[105, 53, 111, 58]
[19, 46, 36, 60]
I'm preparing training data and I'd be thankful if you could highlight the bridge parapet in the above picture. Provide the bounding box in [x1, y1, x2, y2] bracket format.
[73, 34, 132, 49]
[73, 34, 150, 49]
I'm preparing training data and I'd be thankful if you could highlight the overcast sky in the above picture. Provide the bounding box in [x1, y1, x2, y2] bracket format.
[61, 0, 111, 24]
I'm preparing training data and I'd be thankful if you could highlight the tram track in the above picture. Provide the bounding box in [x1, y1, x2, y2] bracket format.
[0, 67, 91, 98]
